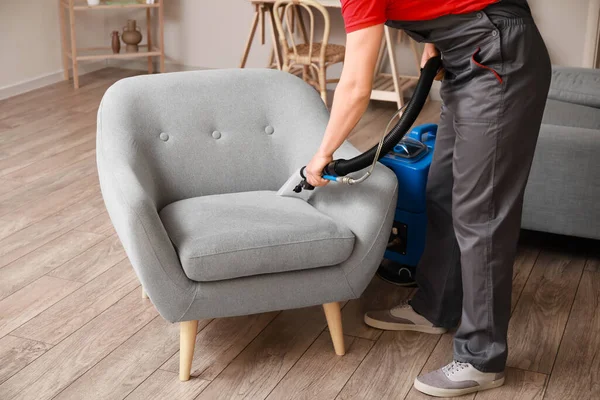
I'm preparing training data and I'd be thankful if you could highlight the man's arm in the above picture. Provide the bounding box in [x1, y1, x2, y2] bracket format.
[305, 24, 384, 187]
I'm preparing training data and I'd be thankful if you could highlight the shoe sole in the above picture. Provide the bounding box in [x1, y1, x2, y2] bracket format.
[364, 314, 447, 334]
[413, 376, 505, 397]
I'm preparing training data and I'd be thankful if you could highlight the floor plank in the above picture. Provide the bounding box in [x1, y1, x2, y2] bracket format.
[0, 122, 94, 175]
[0, 178, 21, 197]
[267, 332, 374, 400]
[74, 211, 116, 237]
[0, 288, 157, 400]
[336, 331, 439, 400]
[0, 230, 104, 300]
[48, 233, 128, 283]
[506, 249, 586, 374]
[160, 312, 278, 380]
[0, 335, 53, 385]
[0, 68, 134, 121]
[0, 276, 82, 338]
[474, 368, 547, 400]
[124, 369, 209, 400]
[543, 257, 600, 400]
[0, 192, 105, 269]
[0, 156, 97, 218]
[0, 174, 100, 240]
[54, 316, 182, 400]
[511, 244, 542, 314]
[0, 108, 73, 139]
[0, 110, 95, 158]
[12, 259, 139, 345]
[340, 276, 414, 340]
[195, 306, 328, 400]
[4, 137, 96, 183]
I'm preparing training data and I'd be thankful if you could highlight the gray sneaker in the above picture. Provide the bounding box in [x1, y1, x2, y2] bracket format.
[413, 361, 505, 397]
[363, 300, 447, 334]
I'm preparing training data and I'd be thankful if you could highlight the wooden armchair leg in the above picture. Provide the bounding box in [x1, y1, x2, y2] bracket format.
[179, 320, 199, 381]
[322, 302, 345, 356]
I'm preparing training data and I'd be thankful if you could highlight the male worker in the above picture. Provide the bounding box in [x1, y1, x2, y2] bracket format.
[304, 0, 551, 397]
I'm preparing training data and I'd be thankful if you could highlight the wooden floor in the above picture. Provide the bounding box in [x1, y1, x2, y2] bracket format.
[0, 68, 598, 400]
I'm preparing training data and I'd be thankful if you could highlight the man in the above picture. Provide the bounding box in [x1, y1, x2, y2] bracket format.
[304, 0, 551, 397]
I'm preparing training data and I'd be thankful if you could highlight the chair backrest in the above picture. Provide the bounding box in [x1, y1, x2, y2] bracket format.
[273, 0, 331, 68]
[96, 68, 331, 210]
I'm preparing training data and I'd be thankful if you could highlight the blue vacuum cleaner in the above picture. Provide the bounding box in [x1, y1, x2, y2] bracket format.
[377, 123, 437, 286]
[280, 55, 443, 286]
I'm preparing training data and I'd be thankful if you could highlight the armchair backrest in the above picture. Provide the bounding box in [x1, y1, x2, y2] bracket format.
[96, 68, 330, 209]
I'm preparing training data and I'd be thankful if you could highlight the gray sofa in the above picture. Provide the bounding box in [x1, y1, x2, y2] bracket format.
[521, 66, 600, 240]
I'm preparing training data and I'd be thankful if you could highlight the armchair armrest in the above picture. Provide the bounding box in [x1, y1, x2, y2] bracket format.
[97, 151, 196, 323]
[308, 142, 399, 297]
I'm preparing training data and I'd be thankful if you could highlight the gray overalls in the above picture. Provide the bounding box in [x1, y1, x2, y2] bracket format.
[387, 0, 551, 372]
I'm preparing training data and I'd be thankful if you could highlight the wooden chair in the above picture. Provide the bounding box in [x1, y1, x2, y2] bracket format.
[272, 0, 345, 105]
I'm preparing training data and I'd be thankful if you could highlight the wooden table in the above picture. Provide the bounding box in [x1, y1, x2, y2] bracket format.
[240, 0, 422, 108]
[58, 0, 165, 89]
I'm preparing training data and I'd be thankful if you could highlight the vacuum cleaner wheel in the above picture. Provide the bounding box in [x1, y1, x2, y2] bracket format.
[376, 259, 418, 287]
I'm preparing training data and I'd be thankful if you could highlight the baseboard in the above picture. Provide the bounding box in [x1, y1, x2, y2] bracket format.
[107, 58, 207, 73]
[0, 61, 107, 101]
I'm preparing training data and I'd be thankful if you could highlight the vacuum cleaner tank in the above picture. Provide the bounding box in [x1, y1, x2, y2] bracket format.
[380, 123, 437, 215]
[377, 123, 437, 283]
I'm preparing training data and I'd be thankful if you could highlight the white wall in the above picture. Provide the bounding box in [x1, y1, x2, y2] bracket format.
[160, 0, 595, 72]
[1, 0, 597, 98]
[528, 0, 591, 67]
[159, 0, 418, 74]
[0, 0, 107, 97]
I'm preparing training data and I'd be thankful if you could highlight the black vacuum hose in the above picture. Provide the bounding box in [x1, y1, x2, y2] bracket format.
[324, 55, 442, 177]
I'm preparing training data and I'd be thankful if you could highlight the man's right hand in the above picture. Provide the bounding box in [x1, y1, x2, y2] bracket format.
[305, 151, 333, 187]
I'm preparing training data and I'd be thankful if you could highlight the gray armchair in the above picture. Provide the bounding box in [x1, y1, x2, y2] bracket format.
[96, 68, 398, 381]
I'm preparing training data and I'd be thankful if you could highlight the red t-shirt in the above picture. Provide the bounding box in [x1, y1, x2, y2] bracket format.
[341, 0, 499, 33]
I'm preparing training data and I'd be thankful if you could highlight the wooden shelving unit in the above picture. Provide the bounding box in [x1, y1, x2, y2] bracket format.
[58, 0, 165, 89]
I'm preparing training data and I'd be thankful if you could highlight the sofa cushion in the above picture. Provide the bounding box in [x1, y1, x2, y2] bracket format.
[159, 191, 355, 282]
[548, 66, 600, 108]
[542, 99, 600, 130]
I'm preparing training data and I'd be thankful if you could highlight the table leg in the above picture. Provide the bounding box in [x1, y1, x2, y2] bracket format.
[159, 0, 165, 73]
[147, 8, 154, 74]
[260, 3, 265, 44]
[384, 26, 402, 108]
[58, 0, 69, 81]
[68, 0, 79, 89]
[240, 5, 260, 68]
[373, 35, 386, 79]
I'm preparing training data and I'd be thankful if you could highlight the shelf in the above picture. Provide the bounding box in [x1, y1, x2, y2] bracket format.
[62, 0, 160, 10]
[70, 45, 161, 61]
[370, 74, 418, 102]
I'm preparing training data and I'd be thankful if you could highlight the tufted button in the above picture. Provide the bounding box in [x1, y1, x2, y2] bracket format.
[159, 132, 169, 141]
[212, 130, 221, 139]
[265, 125, 274, 135]
[477, 12, 483, 18]
[492, 30, 498, 37]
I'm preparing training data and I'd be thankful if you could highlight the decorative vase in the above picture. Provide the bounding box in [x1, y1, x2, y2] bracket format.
[111, 31, 121, 54]
[122, 19, 142, 53]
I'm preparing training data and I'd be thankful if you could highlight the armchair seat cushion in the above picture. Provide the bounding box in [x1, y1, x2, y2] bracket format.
[159, 191, 355, 282]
